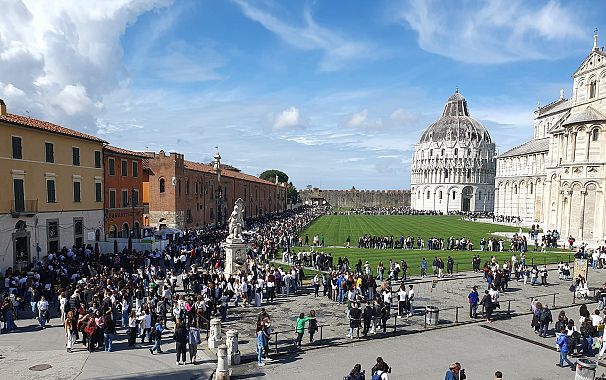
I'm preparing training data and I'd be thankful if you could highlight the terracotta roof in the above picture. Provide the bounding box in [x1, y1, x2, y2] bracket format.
[0, 112, 107, 143]
[142, 158, 150, 171]
[104, 145, 149, 158]
[183, 160, 275, 185]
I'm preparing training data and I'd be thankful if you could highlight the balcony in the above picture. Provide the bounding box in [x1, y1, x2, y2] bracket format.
[11, 199, 38, 217]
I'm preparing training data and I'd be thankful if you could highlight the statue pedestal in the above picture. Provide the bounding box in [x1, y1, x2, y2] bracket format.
[223, 240, 247, 276]
[226, 329, 241, 366]
[208, 318, 222, 350]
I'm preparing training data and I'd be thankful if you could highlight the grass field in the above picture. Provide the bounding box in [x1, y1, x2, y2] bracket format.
[293, 215, 571, 275]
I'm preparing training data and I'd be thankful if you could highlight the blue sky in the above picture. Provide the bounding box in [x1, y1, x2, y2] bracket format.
[0, 0, 604, 189]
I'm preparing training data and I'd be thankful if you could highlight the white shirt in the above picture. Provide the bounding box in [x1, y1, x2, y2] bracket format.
[591, 314, 604, 326]
[398, 290, 407, 302]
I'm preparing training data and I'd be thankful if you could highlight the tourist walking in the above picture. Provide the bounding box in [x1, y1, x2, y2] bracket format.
[64, 310, 77, 353]
[149, 321, 164, 354]
[103, 313, 116, 352]
[173, 321, 188, 365]
[345, 363, 365, 380]
[468, 286, 479, 319]
[37, 295, 49, 329]
[556, 326, 576, 370]
[188, 321, 201, 364]
[480, 290, 494, 322]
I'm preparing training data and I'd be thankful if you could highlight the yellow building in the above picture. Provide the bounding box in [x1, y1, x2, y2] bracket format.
[0, 100, 106, 270]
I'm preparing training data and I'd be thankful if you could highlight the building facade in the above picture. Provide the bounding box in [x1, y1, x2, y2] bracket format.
[411, 91, 497, 212]
[103, 146, 146, 239]
[146, 150, 287, 229]
[0, 100, 106, 270]
[495, 33, 606, 242]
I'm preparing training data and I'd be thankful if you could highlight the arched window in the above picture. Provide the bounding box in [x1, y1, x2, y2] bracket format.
[122, 223, 129, 238]
[454, 148, 458, 156]
[159, 178, 165, 193]
[426, 191, 430, 199]
[439, 191, 443, 200]
[452, 191, 456, 200]
[444, 170, 449, 178]
[514, 185, 518, 195]
[529, 182, 534, 194]
[478, 191, 482, 200]
[430, 149, 433, 157]
[592, 129, 600, 142]
[589, 80, 597, 99]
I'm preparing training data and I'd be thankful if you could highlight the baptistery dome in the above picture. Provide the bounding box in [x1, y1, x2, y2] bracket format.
[410, 90, 497, 213]
[419, 91, 492, 144]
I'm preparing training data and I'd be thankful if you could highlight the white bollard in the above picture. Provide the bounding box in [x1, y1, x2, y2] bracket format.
[226, 329, 241, 365]
[215, 344, 230, 380]
[208, 318, 222, 350]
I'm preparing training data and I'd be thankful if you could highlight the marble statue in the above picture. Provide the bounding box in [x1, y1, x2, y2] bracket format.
[227, 198, 245, 242]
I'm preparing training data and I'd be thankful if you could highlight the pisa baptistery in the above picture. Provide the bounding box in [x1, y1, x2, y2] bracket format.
[411, 90, 496, 212]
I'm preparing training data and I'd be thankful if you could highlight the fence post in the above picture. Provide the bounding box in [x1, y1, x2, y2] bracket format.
[274, 331, 278, 353]
[531, 258, 534, 266]
[507, 300, 511, 315]
[456, 263, 459, 274]
[572, 291, 576, 305]
[552, 293, 556, 308]
[424, 308, 427, 329]
[319, 325, 324, 341]
[455, 307, 459, 323]
[393, 315, 397, 332]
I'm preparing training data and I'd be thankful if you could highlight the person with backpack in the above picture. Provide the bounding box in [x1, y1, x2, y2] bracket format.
[556, 326, 576, 370]
[149, 321, 164, 354]
[344, 363, 365, 380]
[371, 357, 390, 380]
[173, 321, 188, 365]
[539, 304, 553, 338]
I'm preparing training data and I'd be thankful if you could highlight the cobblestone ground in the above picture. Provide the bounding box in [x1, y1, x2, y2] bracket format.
[220, 259, 602, 364]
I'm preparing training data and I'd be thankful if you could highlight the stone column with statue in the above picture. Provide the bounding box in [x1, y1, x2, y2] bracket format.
[223, 198, 248, 276]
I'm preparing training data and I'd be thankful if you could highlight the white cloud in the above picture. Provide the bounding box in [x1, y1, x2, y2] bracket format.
[273, 106, 307, 130]
[390, 108, 418, 125]
[399, 0, 585, 64]
[344, 109, 383, 128]
[232, 0, 373, 71]
[0, 0, 171, 131]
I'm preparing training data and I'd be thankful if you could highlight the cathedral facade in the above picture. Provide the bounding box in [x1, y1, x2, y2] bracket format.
[495, 33, 606, 243]
[411, 91, 496, 212]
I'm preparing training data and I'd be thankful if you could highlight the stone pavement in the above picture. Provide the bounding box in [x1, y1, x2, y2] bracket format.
[0, 316, 214, 380]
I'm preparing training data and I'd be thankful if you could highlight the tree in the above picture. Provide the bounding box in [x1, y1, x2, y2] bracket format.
[287, 182, 300, 204]
[259, 169, 288, 183]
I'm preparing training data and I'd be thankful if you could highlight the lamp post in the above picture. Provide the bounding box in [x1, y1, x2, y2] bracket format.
[213, 149, 223, 228]
[131, 187, 136, 238]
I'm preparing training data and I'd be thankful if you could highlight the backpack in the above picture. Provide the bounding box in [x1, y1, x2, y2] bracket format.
[540, 309, 551, 323]
[371, 371, 383, 380]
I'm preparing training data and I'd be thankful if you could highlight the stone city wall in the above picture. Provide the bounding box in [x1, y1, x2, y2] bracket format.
[300, 188, 410, 208]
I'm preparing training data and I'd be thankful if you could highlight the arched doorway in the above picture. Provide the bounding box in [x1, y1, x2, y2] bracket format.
[109, 224, 118, 238]
[133, 222, 140, 239]
[95, 228, 101, 242]
[461, 186, 474, 212]
[13, 220, 30, 270]
[121, 223, 130, 239]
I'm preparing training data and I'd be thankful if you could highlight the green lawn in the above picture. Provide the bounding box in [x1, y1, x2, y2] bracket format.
[293, 215, 571, 275]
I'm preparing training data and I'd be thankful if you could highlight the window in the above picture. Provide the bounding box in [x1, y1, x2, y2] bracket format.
[454, 148, 458, 156]
[467, 169, 471, 179]
[121, 160, 128, 176]
[73, 181, 81, 202]
[107, 158, 115, 175]
[441, 149, 445, 156]
[439, 191, 443, 200]
[592, 129, 600, 142]
[426, 191, 430, 199]
[514, 185, 518, 195]
[185, 179, 190, 195]
[13, 178, 24, 212]
[45, 142, 54, 163]
[478, 191, 482, 200]
[444, 170, 449, 179]
[178, 179, 181, 196]
[12, 136, 22, 159]
[468, 148, 471, 156]
[430, 149, 433, 157]
[74, 219, 84, 247]
[122, 189, 129, 207]
[132, 161, 139, 177]
[589, 80, 597, 99]
[95, 182, 102, 202]
[529, 183, 534, 195]
[159, 178, 165, 193]
[132, 189, 139, 206]
[71, 147, 80, 166]
[47, 179, 56, 203]
[47, 220, 59, 253]
[109, 189, 116, 208]
[94, 151, 101, 168]
[452, 191, 456, 200]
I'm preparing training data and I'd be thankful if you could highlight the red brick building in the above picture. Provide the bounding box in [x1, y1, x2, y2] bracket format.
[103, 146, 147, 238]
[145, 150, 287, 229]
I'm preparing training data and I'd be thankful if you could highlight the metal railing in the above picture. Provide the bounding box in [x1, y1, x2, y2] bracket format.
[270, 323, 330, 353]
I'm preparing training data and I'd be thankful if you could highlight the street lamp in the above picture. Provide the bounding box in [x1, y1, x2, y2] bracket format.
[213, 148, 223, 227]
[131, 187, 136, 238]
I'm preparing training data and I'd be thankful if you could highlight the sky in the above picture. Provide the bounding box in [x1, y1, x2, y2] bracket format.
[0, 0, 604, 190]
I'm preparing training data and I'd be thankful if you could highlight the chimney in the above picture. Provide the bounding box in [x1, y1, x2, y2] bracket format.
[0, 99, 6, 116]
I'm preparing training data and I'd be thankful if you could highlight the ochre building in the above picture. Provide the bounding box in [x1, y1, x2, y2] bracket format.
[0, 100, 106, 270]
